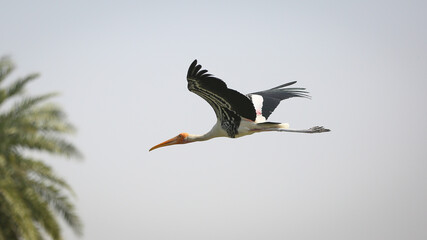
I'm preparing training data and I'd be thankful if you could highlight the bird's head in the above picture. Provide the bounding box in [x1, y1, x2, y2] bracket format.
[149, 133, 190, 151]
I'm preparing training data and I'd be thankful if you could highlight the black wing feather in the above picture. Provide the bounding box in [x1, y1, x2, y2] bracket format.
[247, 82, 310, 120]
[187, 60, 256, 122]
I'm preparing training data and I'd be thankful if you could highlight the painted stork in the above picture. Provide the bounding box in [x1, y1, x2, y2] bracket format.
[149, 60, 330, 151]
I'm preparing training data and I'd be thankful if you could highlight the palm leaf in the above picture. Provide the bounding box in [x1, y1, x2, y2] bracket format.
[0, 56, 83, 239]
[0, 56, 14, 84]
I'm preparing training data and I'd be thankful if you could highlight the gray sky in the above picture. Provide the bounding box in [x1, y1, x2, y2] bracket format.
[2, 0, 427, 239]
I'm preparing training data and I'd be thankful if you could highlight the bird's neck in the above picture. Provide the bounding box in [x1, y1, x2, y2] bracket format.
[186, 121, 227, 143]
[187, 124, 225, 143]
[187, 133, 215, 143]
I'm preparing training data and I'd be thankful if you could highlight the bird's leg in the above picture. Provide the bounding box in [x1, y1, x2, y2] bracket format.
[258, 126, 330, 134]
[254, 122, 330, 134]
[277, 126, 330, 133]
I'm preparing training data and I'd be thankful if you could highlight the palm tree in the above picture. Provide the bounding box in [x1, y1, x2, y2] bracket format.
[0, 56, 83, 240]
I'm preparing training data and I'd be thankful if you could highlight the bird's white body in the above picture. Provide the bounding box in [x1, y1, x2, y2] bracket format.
[187, 119, 291, 142]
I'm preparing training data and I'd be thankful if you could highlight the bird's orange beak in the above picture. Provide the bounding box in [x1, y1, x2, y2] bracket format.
[149, 133, 188, 151]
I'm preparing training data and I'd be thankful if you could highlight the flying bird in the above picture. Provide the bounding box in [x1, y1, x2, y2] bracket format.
[149, 60, 330, 151]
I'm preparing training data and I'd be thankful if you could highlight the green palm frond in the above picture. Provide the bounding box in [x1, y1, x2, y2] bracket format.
[0, 73, 39, 106]
[21, 185, 62, 240]
[0, 184, 40, 240]
[26, 103, 76, 134]
[14, 154, 74, 194]
[0, 56, 83, 239]
[0, 56, 14, 84]
[2, 93, 58, 120]
[35, 183, 83, 236]
[23, 135, 82, 159]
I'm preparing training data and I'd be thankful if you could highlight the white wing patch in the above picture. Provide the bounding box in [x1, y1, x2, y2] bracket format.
[251, 94, 266, 123]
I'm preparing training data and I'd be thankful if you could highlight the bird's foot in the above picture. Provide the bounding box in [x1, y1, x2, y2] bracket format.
[308, 126, 331, 133]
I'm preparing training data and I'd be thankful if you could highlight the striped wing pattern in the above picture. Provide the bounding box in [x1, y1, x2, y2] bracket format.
[187, 60, 256, 137]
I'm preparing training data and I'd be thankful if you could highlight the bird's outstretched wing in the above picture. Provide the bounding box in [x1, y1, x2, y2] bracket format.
[187, 59, 256, 122]
[247, 81, 310, 122]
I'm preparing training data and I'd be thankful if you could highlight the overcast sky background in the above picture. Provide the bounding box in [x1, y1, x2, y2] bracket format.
[1, 0, 427, 239]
